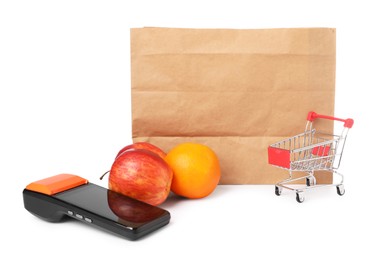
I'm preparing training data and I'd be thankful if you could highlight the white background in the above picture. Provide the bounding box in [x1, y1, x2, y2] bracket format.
[1, 0, 375, 259]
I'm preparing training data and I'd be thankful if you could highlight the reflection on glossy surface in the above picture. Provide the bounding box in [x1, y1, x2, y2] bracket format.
[107, 189, 166, 224]
[54, 183, 168, 228]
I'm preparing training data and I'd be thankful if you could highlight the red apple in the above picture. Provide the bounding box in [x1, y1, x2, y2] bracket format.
[109, 149, 173, 206]
[115, 142, 166, 160]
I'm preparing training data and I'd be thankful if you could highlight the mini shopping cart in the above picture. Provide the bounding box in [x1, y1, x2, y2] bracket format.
[268, 111, 354, 203]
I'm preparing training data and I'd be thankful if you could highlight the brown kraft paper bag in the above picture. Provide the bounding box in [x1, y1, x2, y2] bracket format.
[130, 27, 336, 184]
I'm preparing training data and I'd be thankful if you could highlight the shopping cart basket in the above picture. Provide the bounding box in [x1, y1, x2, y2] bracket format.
[268, 111, 354, 203]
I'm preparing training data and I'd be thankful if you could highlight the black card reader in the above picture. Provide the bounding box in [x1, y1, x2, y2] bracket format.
[23, 173, 170, 240]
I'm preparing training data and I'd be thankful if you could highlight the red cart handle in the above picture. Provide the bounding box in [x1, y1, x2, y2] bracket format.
[307, 111, 354, 128]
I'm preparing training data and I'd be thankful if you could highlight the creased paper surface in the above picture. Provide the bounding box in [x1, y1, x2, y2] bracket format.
[131, 27, 336, 184]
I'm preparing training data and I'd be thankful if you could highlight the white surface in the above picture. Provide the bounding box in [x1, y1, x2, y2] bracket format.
[1, 1, 375, 259]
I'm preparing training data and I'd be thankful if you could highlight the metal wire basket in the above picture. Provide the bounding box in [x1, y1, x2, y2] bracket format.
[268, 111, 354, 203]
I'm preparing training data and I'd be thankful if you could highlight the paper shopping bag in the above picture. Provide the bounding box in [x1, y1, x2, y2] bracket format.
[130, 27, 336, 184]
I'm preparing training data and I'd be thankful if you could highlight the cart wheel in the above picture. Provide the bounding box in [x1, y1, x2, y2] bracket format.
[336, 184, 345, 196]
[306, 176, 316, 186]
[275, 186, 282, 196]
[296, 192, 305, 203]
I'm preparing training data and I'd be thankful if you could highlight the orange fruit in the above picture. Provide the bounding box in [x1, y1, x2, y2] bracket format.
[165, 143, 221, 199]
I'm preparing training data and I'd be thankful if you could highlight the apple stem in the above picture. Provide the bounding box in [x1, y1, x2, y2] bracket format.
[99, 170, 110, 180]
